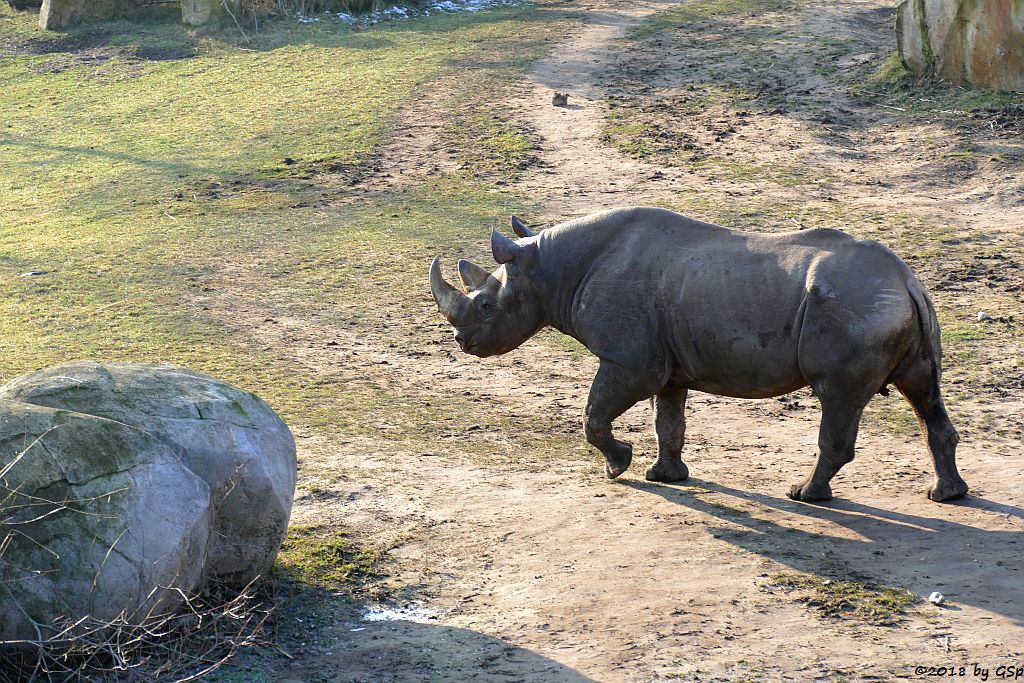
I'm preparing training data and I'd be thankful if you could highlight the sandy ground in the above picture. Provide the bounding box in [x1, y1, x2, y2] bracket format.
[204, 1, 1024, 680]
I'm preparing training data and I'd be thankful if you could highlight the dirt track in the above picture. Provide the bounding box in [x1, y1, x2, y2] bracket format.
[210, 1, 1024, 680]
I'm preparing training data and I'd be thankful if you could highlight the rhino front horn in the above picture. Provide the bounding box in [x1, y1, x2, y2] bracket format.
[429, 257, 469, 322]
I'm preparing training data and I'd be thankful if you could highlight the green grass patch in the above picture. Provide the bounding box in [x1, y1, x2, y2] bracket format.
[441, 100, 543, 182]
[0, 2, 579, 460]
[864, 398, 920, 437]
[0, 3, 561, 236]
[851, 51, 1024, 119]
[276, 524, 383, 590]
[692, 158, 819, 186]
[602, 103, 705, 161]
[769, 571, 918, 625]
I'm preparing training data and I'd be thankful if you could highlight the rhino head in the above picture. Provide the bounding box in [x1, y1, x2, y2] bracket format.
[429, 216, 546, 357]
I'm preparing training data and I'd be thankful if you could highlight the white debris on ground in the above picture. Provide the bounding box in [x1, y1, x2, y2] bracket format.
[297, 0, 522, 26]
[359, 602, 440, 623]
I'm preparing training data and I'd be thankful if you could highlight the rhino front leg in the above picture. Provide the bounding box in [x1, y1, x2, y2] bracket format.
[646, 387, 689, 482]
[585, 361, 657, 479]
[789, 397, 864, 502]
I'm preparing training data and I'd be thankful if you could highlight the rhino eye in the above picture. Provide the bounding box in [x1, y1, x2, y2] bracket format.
[479, 299, 495, 316]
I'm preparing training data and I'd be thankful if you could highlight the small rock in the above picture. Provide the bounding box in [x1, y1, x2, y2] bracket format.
[977, 311, 993, 322]
[928, 591, 946, 605]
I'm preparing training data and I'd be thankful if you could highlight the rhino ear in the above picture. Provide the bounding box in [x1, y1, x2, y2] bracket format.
[511, 215, 535, 238]
[457, 259, 490, 292]
[491, 229, 520, 265]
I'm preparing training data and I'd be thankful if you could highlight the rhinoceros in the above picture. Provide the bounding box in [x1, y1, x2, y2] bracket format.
[429, 207, 968, 502]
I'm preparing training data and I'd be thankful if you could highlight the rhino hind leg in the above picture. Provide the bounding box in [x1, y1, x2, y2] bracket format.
[788, 394, 867, 502]
[646, 387, 689, 482]
[896, 362, 968, 502]
[585, 361, 658, 479]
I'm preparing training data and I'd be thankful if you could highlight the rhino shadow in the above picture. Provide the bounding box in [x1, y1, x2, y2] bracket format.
[292, 618, 598, 683]
[622, 478, 1024, 626]
[214, 578, 597, 683]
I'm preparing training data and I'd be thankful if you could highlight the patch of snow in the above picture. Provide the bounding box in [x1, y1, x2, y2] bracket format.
[360, 602, 440, 623]
[313, 0, 523, 26]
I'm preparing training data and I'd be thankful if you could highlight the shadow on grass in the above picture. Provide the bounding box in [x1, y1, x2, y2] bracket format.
[0, 135, 226, 177]
[2, 1, 574, 63]
[1, 6, 202, 59]
[621, 477, 1024, 626]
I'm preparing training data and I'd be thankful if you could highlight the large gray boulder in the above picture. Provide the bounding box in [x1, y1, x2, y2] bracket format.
[897, 0, 1024, 92]
[0, 362, 297, 588]
[0, 402, 211, 641]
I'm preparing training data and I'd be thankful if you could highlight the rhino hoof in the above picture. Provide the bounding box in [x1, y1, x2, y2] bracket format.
[787, 482, 833, 502]
[927, 478, 968, 502]
[645, 460, 689, 483]
[603, 442, 633, 479]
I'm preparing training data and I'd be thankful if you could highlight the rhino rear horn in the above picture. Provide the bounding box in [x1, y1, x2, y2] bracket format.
[511, 215, 535, 238]
[457, 259, 490, 292]
[491, 229, 521, 265]
[429, 257, 470, 323]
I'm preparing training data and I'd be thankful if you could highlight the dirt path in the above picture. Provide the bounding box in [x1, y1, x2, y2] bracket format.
[509, 0, 684, 219]
[200, 2, 1024, 681]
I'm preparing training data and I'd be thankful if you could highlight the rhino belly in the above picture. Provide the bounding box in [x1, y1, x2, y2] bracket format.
[679, 328, 806, 399]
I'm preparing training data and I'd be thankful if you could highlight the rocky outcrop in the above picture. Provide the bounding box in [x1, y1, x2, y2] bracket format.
[896, 0, 1024, 92]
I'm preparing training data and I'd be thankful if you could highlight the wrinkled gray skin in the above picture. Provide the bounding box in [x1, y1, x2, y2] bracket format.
[430, 207, 968, 502]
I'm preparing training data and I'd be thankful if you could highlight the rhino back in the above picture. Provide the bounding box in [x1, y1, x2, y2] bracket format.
[544, 211, 919, 398]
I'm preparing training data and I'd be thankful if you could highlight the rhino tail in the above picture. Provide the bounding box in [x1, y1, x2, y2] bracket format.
[906, 276, 942, 383]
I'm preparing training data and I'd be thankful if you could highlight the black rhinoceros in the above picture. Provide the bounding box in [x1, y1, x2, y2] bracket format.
[429, 207, 968, 502]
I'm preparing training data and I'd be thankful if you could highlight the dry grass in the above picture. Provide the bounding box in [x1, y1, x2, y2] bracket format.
[0, 436, 274, 682]
[0, 580, 274, 683]
[768, 571, 919, 625]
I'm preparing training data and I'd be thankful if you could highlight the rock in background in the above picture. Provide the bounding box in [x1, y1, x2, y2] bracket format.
[0, 362, 298, 588]
[181, 0, 216, 26]
[0, 402, 211, 641]
[896, 0, 1024, 92]
[37, 0, 125, 29]
[35, 0, 228, 28]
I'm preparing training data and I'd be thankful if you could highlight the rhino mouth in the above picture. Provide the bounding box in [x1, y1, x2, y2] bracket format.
[455, 335, 481, 355]
[456, 336, 496, 357]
